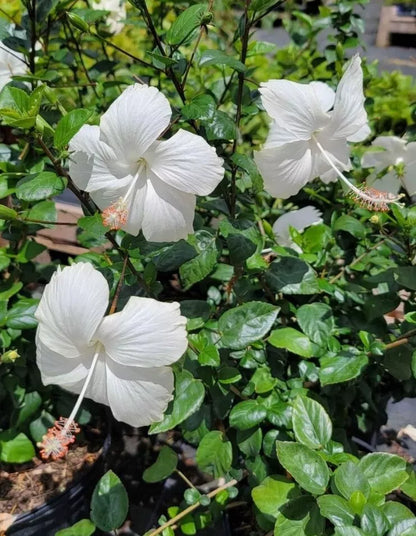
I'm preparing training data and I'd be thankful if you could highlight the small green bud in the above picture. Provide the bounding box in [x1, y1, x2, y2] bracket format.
[200, 12, 213, 26]
[1, 349, 20, 363]
[66, 12, 90, 33]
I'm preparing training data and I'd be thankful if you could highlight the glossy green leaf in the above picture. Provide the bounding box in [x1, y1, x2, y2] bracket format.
[149, 370, 205, 433]
[292, 396, 332, 449]
[196, 431, 232, 478]
[219, 301, 279, 349]
[55, 519, 96, 536]
[266, 257, 319, 294]
[229, 400, 267, 430]
[91, 470, 128, 531]
[274, 496, 325, 536]
[333, 461, 370, 500]
[319, 353, 368, 385]
[317, 495, 355, 526]
[199, 50, 246, 72]
[6, 298, 38, 329]
[276, 441, 329, 495]
[236, 427, 262, 457]
[296, 303, 334, 346]
[252, 475, 300, 517]
[269, 328, 316, 358]
[143, 445, 178, 483]
[361, 504, 389, 536]
[358, 453, 408, 495]
[0, 432, 35, 463]
[16, 172, 66, 201]
[333, 215, 367, 239]
[54, 109, 93, 149]
[166, 4, 208, 45]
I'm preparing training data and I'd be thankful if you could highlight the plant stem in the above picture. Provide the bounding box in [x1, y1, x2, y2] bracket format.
[108, 256, 128, 314]
[229, 0, 251, 217]
[147, 479, 238, 536]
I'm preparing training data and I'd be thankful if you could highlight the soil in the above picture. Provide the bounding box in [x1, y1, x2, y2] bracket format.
[0, 426, 104, 516]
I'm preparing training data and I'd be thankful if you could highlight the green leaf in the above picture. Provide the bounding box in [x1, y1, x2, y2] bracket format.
[16, 171, 66, 202]
[236, 427, 262, 457]
[166, 4, 209, 45]
[16, 239, 46, 263]
[15, 391, 42, 427]
[334, 528, 365, 536]
[149, 370, 205, 433]
[266, 257, 319, 295]
[292, 396, 332, 449]
[274, 497, 325, 536]
[333, 461, 370, 500]
[77, 213, 108, 248]
[333, 215, 367, 239]
[27, 200, 57, 223]
[276, 441, 329, 495]
[153, 241, 197, 272]
[0, 205, 18, 220]
[90, 470, 128, 531]
[179, 231, 218, 289]
[205, 110, 237, 141]
[199, 50, 246, 72]
[269, 328, 316, 358]
[317, 495, 355, 527]
[55, 519, 96, 536]
[143, 446, 178, 483]
[218, 366, 242, 384]
[231, 153, 263, 193]
[296, 303, 334, 346]
[0, 432, 35, 463]
[252, 475, 301, 517]
[361, 504, 389, 536]
[394, 266, 416, 290]
[6, 298, 38, 329]
[219, 301, 279, 350]
[181, 94, 216, 121]
[401, 466, 416, 500]
[387, 519, 416, 536]
[358, 453, 408, 495]
[226, 234, 257, 265]
[54, 109, 93, 149]
[319, 352, 368, 385]
[229, 400, 267, 430]
[382, 501, 415, 525]
[196, 431, 232, 478]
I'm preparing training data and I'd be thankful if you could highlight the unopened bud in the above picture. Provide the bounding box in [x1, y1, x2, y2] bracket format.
[370, 214, 380, 224]
[67, 12, 90, 33]
[1, 349, 20, 363]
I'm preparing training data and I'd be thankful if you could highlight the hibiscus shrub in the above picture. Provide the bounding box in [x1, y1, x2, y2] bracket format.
[1, 0, 416, 535]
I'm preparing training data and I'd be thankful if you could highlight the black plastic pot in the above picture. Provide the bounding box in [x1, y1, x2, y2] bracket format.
[6, 435, 111, 536]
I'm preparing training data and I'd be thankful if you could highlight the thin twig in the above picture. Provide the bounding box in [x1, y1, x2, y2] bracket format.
[109, 256, 128, 314]
[329, 239, 387, 284]
[147, 479, 238, 536]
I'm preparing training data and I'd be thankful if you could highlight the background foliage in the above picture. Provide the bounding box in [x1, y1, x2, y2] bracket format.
[1, 0, 416, 534]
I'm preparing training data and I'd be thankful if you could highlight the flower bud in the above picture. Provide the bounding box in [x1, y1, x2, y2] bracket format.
[66, 12, 90, 33]
[1, 349, 20, 363]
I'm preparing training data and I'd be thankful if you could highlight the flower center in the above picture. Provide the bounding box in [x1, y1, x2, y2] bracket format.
[102, 158, 147, 231]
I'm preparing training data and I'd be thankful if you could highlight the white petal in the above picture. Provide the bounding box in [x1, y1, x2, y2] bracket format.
[35, 263, 109, 358]
[96, 297, 187, 368]
[106, 362, 174, 427]
[141, 173, 196, 242]
[143, 129, 224, 195]
[367, 171, 401, 195]
[259, 79, 330, 146]
[99, 84, 171, 162]
[328, 55, 370, 142]
[36, 335, 89, 389]
[402, 143, 416, 196]
[68, 125, 130, 192]
[362, 136, 406, 169]
[0, 45, 26, 91]
[254, 141, 313, 198]
[273, 206, 323, 248]
[312, 135, 350, 179]
[310, 81, 336, 112]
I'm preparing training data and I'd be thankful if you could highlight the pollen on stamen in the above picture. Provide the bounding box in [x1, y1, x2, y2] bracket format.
[37, 418, 81, 461]
[102, 197, 128, 230]
[349, 186, 403, 212]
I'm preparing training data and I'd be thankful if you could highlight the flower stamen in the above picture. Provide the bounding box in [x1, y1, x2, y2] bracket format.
[38, 351, 100, 461]
[102, 197, 128, 230]
[312, 135, 403, 211]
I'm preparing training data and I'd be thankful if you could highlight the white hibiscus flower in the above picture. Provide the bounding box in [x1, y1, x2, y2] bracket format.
[93, 0, 126, 35]
[35, 262, 187, 435]
[362, 136, 416, 196]
[69, 84, 224, 242]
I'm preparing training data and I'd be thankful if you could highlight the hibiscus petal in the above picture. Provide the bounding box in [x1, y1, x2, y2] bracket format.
[362, 136, 406, 169]
[328, 55, 370, 142]
[312, 136, 350, 180]
[143, 129, 224, 195]
[259, 79, 330, 146]
[254, 141, 313, 198]
[99, 84, 171, 162]
[106, 361, 174, 427]
[141, 172, 196, 242]
[68, 125, 119, 191]
[35, 263, 109, 358]
[403, 142, 416, 195]
[310, 81, 336, 112]
[96, 297, 187, 368]
[36, 335, 89, 389]
[273, 206, 322, 248]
